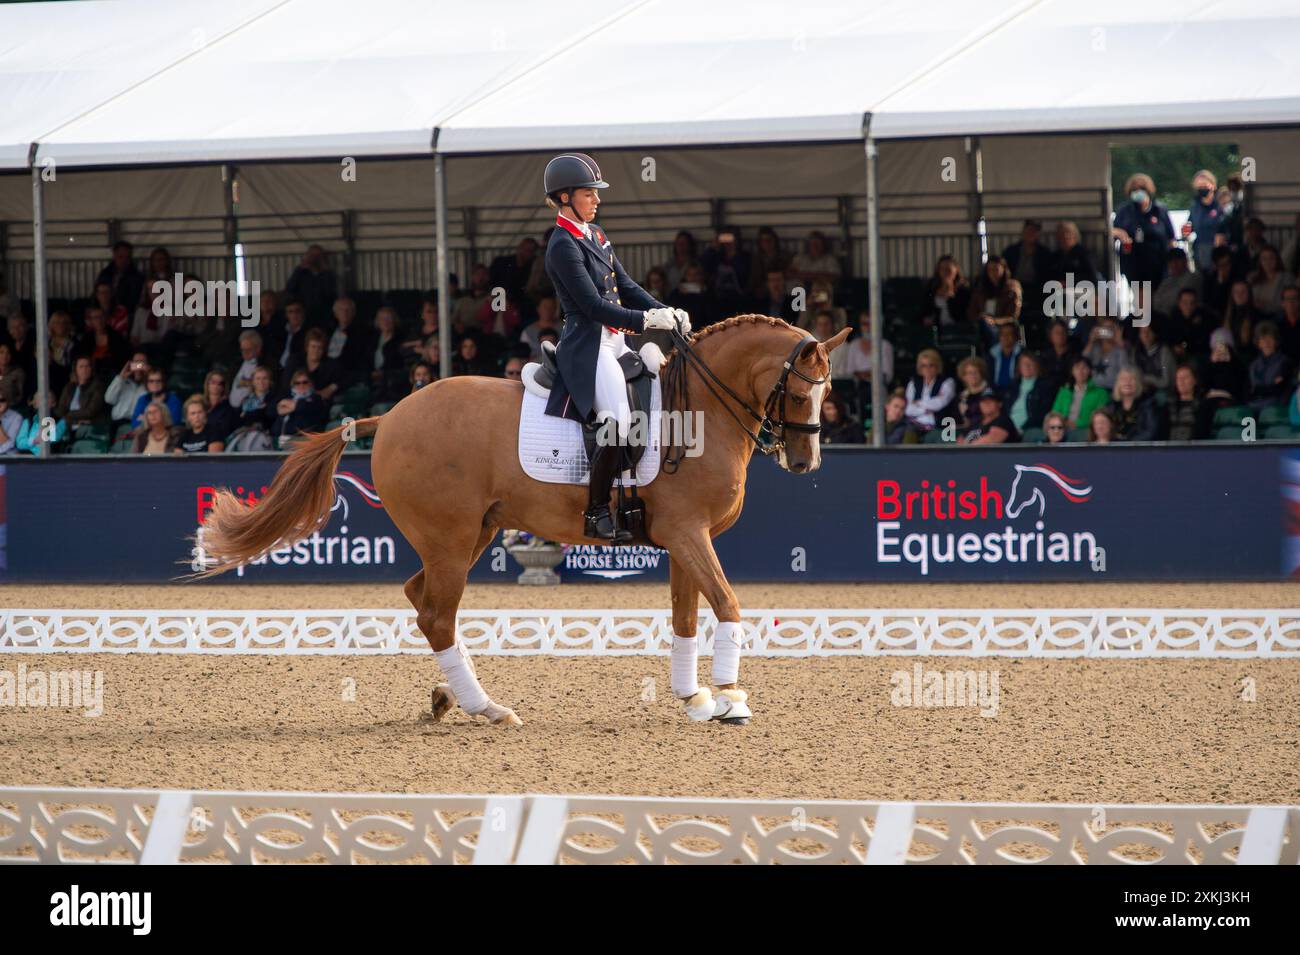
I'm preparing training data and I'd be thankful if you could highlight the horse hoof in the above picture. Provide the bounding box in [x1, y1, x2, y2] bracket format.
[681, 688, 715, 722]
[482, 701, 524, 727]
[430, 684, 456, 722]
[711, 688, 752, 725]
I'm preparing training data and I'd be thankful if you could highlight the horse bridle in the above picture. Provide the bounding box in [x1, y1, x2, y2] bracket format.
[662, 329, 828, 473]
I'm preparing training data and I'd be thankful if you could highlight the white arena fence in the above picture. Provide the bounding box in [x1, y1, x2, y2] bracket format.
[2, 609, 1300, 657]
[1, 787, 1296, 865]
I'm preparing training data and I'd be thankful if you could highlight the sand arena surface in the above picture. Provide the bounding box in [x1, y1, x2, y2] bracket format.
[1, 581, 1298, 803]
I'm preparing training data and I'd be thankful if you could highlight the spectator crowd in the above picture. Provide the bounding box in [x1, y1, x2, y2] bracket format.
[1, 169, 1299, 455]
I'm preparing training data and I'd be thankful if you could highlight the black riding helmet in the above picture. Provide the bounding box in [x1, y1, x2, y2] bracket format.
[544, 153, 609, 205]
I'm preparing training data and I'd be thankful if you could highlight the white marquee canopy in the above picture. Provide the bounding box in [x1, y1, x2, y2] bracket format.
[2, 0, 1297, 169]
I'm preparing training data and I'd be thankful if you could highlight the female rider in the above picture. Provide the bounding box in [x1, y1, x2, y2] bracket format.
[541, 153, 690, 541]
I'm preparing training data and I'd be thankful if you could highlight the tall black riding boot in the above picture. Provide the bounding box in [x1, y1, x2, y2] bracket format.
[584, 442, 633, 543]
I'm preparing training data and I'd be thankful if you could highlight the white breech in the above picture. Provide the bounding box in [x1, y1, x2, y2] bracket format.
[594, 327, 634, 443]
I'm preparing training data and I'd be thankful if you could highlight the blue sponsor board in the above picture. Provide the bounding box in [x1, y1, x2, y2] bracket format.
[0, 444, 1290, 583]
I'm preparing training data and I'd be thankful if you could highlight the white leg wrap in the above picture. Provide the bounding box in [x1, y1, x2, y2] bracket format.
[670, 635, 700, 697]
[711, 621, 744, 686]
[434, 641, 490, 715]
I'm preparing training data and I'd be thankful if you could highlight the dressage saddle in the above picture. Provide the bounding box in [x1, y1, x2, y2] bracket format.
[522, 341, 663, 546]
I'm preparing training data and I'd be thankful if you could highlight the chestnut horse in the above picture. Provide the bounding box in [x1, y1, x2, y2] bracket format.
[198, 315, 850, 726]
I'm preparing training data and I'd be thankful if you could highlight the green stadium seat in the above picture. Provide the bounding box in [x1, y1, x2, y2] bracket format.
[1259, 403, 1290, 427]
[1067, 428, 1089, 443]
[1264, 424, 1297, 440]
[922, 427, 949, 445]
[1212, 405, 1250, 428]
[69, 438, 107, 454]
[369, 402, 396, 416]
[1215, 425, 1246, 441]
[339, 383, 371, 417]
[1021, 427, 1045, 444]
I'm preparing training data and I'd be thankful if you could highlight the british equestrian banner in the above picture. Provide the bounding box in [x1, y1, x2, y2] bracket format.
[0, 445, 1290, 583]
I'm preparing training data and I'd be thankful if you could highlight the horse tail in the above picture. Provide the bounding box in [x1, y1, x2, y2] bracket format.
[194, 417, 381, 576]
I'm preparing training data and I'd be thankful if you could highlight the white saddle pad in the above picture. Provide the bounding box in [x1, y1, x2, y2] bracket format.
[517, 377, 662, 487]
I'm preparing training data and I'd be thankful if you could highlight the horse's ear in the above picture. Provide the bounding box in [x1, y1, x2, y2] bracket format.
[823, 327, 852, 353]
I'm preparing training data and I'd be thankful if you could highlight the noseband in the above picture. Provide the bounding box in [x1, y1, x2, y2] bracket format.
[662, 330, 828, 473]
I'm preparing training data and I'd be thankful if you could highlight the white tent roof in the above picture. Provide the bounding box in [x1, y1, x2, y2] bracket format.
[435, 0, 1018, 152]
[21, 0, 637, 168]
[0, 0, 285, 169]
[3, 0, 1299, 169]
[870, 0, 1300, 139]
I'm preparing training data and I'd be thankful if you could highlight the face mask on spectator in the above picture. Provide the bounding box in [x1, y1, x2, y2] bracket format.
[1196, 186, 1212, 199]
[1129, 189, 1149, 205]
[679, 282, 703, 294]
[292, 385, 311, 400]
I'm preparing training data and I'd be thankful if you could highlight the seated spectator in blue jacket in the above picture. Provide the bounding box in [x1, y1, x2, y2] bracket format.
[0, 394, 23, 453]
[1005, 352, 1054, 433]
[16, 398, 67, 454]
[1248, 322, 1295, 408]
[962, 391, 1019, 444]
[272, 369, 329, 448]
[1105, 368, 1161, 441]
[987, 323, 1023, 391]
[130, 367, 182, 428]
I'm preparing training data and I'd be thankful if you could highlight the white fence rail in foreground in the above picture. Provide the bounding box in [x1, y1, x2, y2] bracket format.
[2, 788, 1296, 865]
[2, 609, 1300, 657]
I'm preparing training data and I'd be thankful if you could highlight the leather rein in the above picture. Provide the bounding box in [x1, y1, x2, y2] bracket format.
[661, 329, 826, 474]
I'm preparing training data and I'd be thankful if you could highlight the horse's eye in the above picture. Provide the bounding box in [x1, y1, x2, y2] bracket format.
[792, 394, 807, 405]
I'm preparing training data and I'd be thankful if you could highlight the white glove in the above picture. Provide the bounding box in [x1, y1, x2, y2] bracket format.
[642, 307, 677, 331]
[672, 308, 692, 336]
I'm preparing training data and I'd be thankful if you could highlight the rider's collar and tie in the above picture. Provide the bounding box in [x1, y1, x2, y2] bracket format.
[555, 211, 592, 240]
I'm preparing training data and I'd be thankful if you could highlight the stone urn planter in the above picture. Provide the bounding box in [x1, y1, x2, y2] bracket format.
[504, 532, 566, 586]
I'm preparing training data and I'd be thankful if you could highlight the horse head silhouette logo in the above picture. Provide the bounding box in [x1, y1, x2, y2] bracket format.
[330, 471, 385, 523]
[1006, 464, 1093, 519]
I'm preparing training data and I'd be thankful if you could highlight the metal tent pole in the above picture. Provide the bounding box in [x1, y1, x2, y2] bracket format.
[863, 120, 884, 448]
[434, 148, 451, 382]
[31, 156, 50, 458]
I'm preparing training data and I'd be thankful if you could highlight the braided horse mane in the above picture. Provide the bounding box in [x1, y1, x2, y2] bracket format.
[660, 313, 799, 414]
